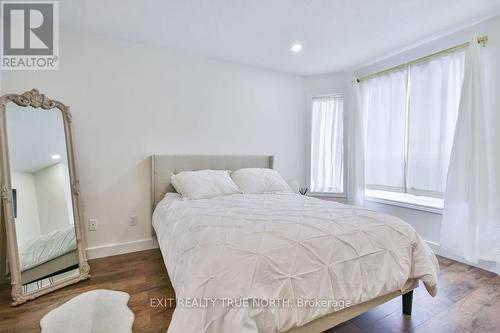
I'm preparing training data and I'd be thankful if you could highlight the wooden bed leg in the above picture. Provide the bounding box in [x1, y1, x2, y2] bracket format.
[402, 290, 413, 316]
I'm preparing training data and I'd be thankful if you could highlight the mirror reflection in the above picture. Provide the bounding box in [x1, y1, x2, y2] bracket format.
[6, 103, 79, 293]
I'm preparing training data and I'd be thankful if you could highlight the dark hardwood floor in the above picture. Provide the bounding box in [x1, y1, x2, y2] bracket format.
[0, 249, 498, 333]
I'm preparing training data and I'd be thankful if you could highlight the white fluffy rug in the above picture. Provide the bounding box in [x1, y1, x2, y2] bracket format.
[40, 289, 134, 333]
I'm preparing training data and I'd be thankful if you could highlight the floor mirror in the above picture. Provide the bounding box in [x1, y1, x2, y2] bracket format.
[0, 89, 90, 306]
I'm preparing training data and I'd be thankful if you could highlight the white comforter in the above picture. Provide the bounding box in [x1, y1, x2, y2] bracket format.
[20, 225, 77, 271]
[153, 193, 438, 333]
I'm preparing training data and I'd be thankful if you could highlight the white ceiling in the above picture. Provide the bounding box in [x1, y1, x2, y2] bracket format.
[6, 105, 68, 173]
[61, 0, 500, 75]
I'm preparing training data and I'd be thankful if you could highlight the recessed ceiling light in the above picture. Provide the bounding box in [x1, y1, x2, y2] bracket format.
[51, 154, 61, 160]
[291, 43, 303, 53]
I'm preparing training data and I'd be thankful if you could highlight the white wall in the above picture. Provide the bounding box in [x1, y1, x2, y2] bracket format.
[304, 73, 353, 94]
[304, 15, 500, 271]
[2, 29, 306, 252]
[34, 163, 73, 234]
[11, 172, 41, 246]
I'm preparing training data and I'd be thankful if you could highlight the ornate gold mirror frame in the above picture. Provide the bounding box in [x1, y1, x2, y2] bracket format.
[0, 89, 90, 306]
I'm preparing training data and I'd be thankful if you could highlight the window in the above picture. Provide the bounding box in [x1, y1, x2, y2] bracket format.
[363, 69, 408, 192]
[310, 95, 344, 194]
[362, 49, 465, 207]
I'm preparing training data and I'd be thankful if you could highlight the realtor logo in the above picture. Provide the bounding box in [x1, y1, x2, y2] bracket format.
[1, 1, 59, 70]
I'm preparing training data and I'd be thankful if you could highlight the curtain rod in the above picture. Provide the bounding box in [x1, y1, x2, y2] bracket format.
[356, 35, 488, 83]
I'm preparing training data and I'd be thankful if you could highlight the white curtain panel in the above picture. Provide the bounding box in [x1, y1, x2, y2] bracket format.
[363, 69, 408, 191]
[310, 96, 344, 193]
[347, 83, 366, 206]
[407, 50, 465, 197]
[441, 37, 500, 265]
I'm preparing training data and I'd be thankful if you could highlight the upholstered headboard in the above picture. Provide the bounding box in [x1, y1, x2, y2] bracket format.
[151, 155, 274, 210]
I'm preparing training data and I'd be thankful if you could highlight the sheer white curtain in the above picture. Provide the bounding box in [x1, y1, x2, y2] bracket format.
[441, 37, 500, 265]
[363, 69, 408, 192]
[347, 83, 366, 206]
[407, 50, 465, 197]
[310, 96, 344, 193]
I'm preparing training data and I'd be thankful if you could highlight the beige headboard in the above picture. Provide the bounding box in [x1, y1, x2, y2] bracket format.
[151, 155, 274, 210]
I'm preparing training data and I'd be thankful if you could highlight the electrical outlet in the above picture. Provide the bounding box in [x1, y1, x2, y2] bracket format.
[89, 218, 97, 231]
[129, 215, 138, 226]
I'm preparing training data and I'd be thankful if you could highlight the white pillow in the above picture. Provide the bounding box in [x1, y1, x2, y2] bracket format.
[231, 168, 292, 194]
[171, 170, 241, 200]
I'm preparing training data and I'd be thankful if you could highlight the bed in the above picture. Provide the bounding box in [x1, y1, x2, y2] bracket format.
[151, 155, 439, 333]
[19, 225, 78, 285]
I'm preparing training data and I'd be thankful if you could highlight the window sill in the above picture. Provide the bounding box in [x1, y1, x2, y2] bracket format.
[365, 190, 443, 214]
[309, 192, 346, 199]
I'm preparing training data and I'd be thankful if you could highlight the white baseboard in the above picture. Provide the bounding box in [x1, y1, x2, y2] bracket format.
[426, 240, 499, 274]
[86, 238, 159, 260]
